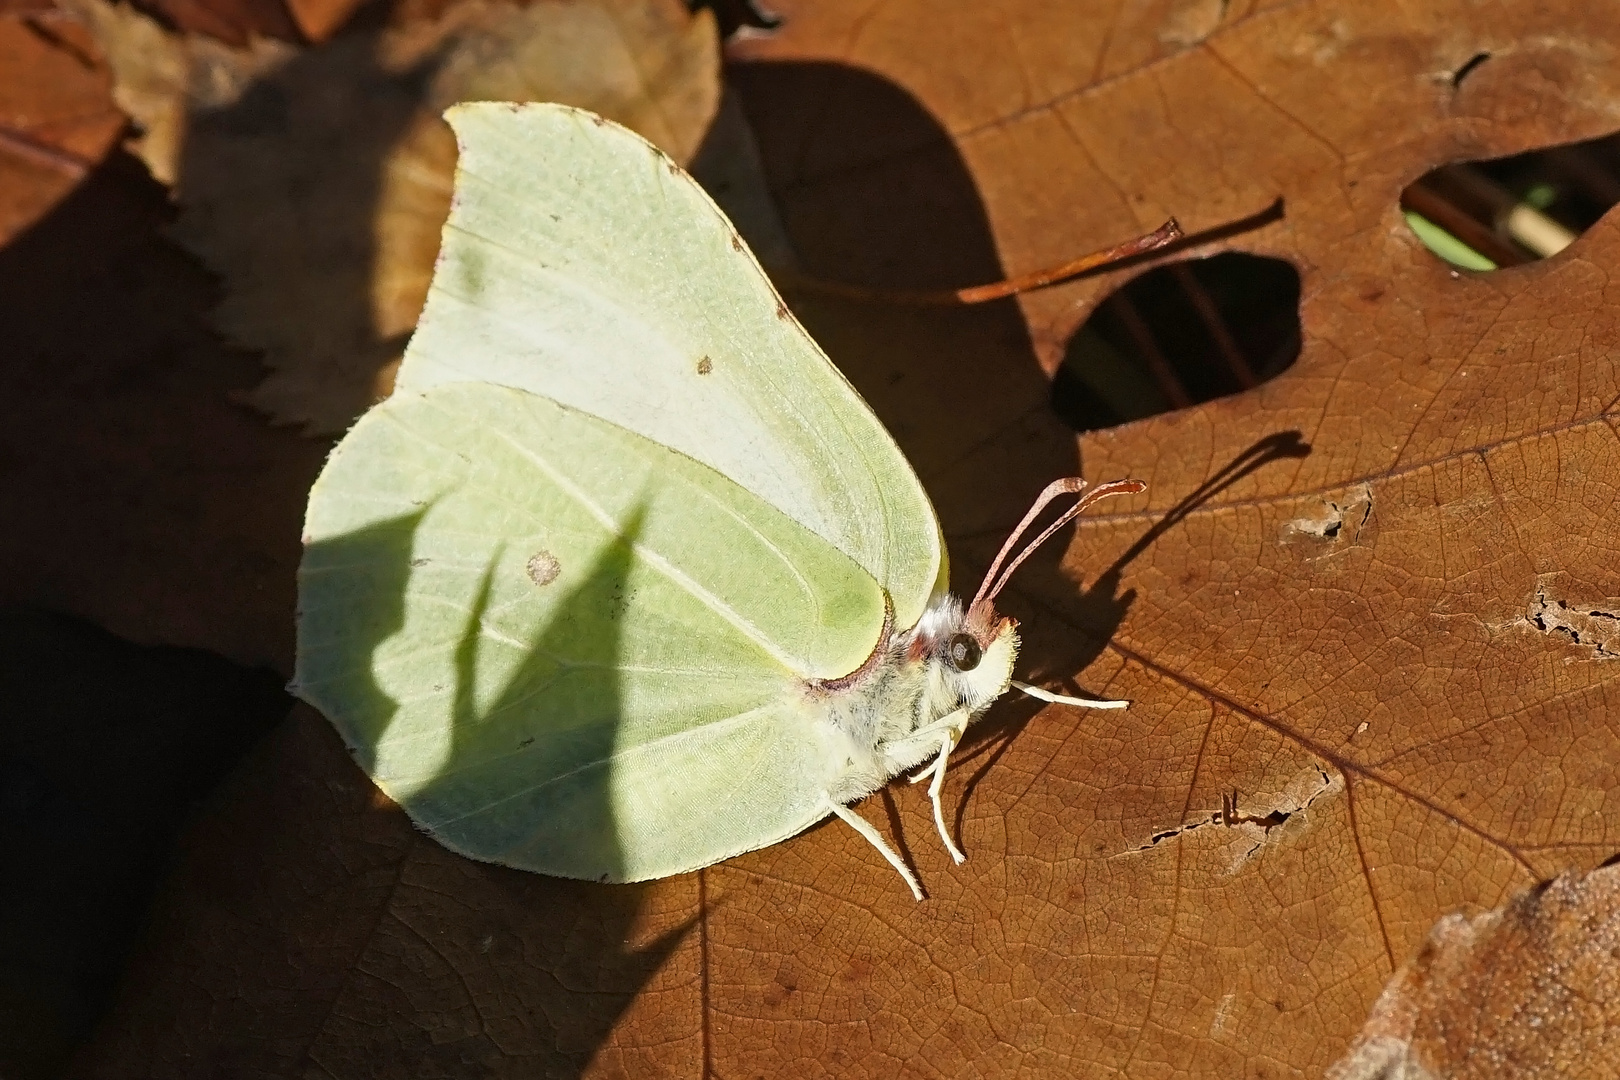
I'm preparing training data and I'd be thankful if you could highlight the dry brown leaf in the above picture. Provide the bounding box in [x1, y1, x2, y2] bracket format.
[1328, 860, 1620, 1079]
[69, 0, 720, 434]
[284, 0, 365, 44]
[32, 0, 1620, 1077]
[58, 0, 292, 186]
[131, 0, 301, 48]
[0, 10, 124, 242]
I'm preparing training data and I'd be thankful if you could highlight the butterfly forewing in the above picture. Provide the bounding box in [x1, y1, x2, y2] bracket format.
[395, 102, 944, 630]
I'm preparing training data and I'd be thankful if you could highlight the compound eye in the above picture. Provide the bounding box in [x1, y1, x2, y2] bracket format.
[946, 632, 982, 672]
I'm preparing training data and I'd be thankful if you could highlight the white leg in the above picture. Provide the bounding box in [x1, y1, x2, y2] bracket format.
[903, 719, 967, 864]
[1012, 679, 1129, 709]
[924, 728, 965, 864]
[825, 797, 923, 901]
[905, 706, 973, 784]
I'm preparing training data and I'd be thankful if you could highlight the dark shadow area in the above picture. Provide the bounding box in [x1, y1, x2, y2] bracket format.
[726, 60, 1071, 514]
[0, 148, 167, 299]
[414, 511, 643, 882]
[728, 61, 1010, 290]
[959, 433, 1311, 823]
[172, 9, 438, 434]
[1401, 126, 1620, 270]
[0, 140, 334, 667]
[294, 509, 425, 777]
[299, 491, 689, 1074]
[0, 608, 291, 1080]
[1052, 253, 1303, 432]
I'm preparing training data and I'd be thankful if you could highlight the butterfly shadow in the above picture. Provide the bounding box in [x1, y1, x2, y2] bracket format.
[955, 430, 1314, 822]
[721, 57, 1104, 892]
[726, 59, 1076, 534]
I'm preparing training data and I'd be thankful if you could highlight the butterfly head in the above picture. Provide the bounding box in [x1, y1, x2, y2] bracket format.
[906, 595, 1020, 713]
[949, 476, 1148, 712]
[957, 599, 1021, 701]
[900, 478, 1145, 724]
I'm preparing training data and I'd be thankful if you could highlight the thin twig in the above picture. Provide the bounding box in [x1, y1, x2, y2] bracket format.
[778, 219, 1183, 306]
[1169, 262, 1256, 389]
[1107, 290, 1192, 408]
[0, 125, 91, 180]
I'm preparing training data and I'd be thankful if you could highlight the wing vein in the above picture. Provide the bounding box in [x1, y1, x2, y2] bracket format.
[485, 422, 803, 674]
[427, 699, 790, 827]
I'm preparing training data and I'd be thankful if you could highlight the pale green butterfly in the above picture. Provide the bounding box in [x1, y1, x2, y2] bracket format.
[294, 102, 1143, 899]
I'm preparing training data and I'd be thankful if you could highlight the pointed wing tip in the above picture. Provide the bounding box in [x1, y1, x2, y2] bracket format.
[439, 102, 676, 191]
[445, 99, 567, 122]
[442, 101, 625, 143]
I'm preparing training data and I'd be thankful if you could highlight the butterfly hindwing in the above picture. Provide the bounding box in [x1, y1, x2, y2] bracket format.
[297, 381, 886, 879]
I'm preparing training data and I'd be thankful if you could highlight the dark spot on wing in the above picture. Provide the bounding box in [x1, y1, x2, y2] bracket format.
[696, 356, 713, 375]
[452, 242, 489, 298]
[775, 300, 788, 320]
[526, 550, 561, 586]
[730, 234, 743, 252]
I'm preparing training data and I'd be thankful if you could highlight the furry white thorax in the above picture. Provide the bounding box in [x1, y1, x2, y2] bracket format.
[811, 592, 1019, 805]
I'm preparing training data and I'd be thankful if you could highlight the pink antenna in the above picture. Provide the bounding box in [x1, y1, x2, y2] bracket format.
[969, 477, 1147, 613]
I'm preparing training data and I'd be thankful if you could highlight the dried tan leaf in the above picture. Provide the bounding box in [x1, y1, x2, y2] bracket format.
[1328, 861, 1620, 1079]
[58, 0, 292, 186]
[68, 0, 721, 434]
[0, 10, 125, 242]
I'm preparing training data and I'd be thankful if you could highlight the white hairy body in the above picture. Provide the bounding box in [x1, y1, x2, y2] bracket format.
[796, 593, 1024, 897]
[816, 595, 1018, 804]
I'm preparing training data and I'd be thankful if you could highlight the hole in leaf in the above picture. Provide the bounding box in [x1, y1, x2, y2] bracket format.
[1051, 253, 1301, 431]
[1400, 129, 1620, 271]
